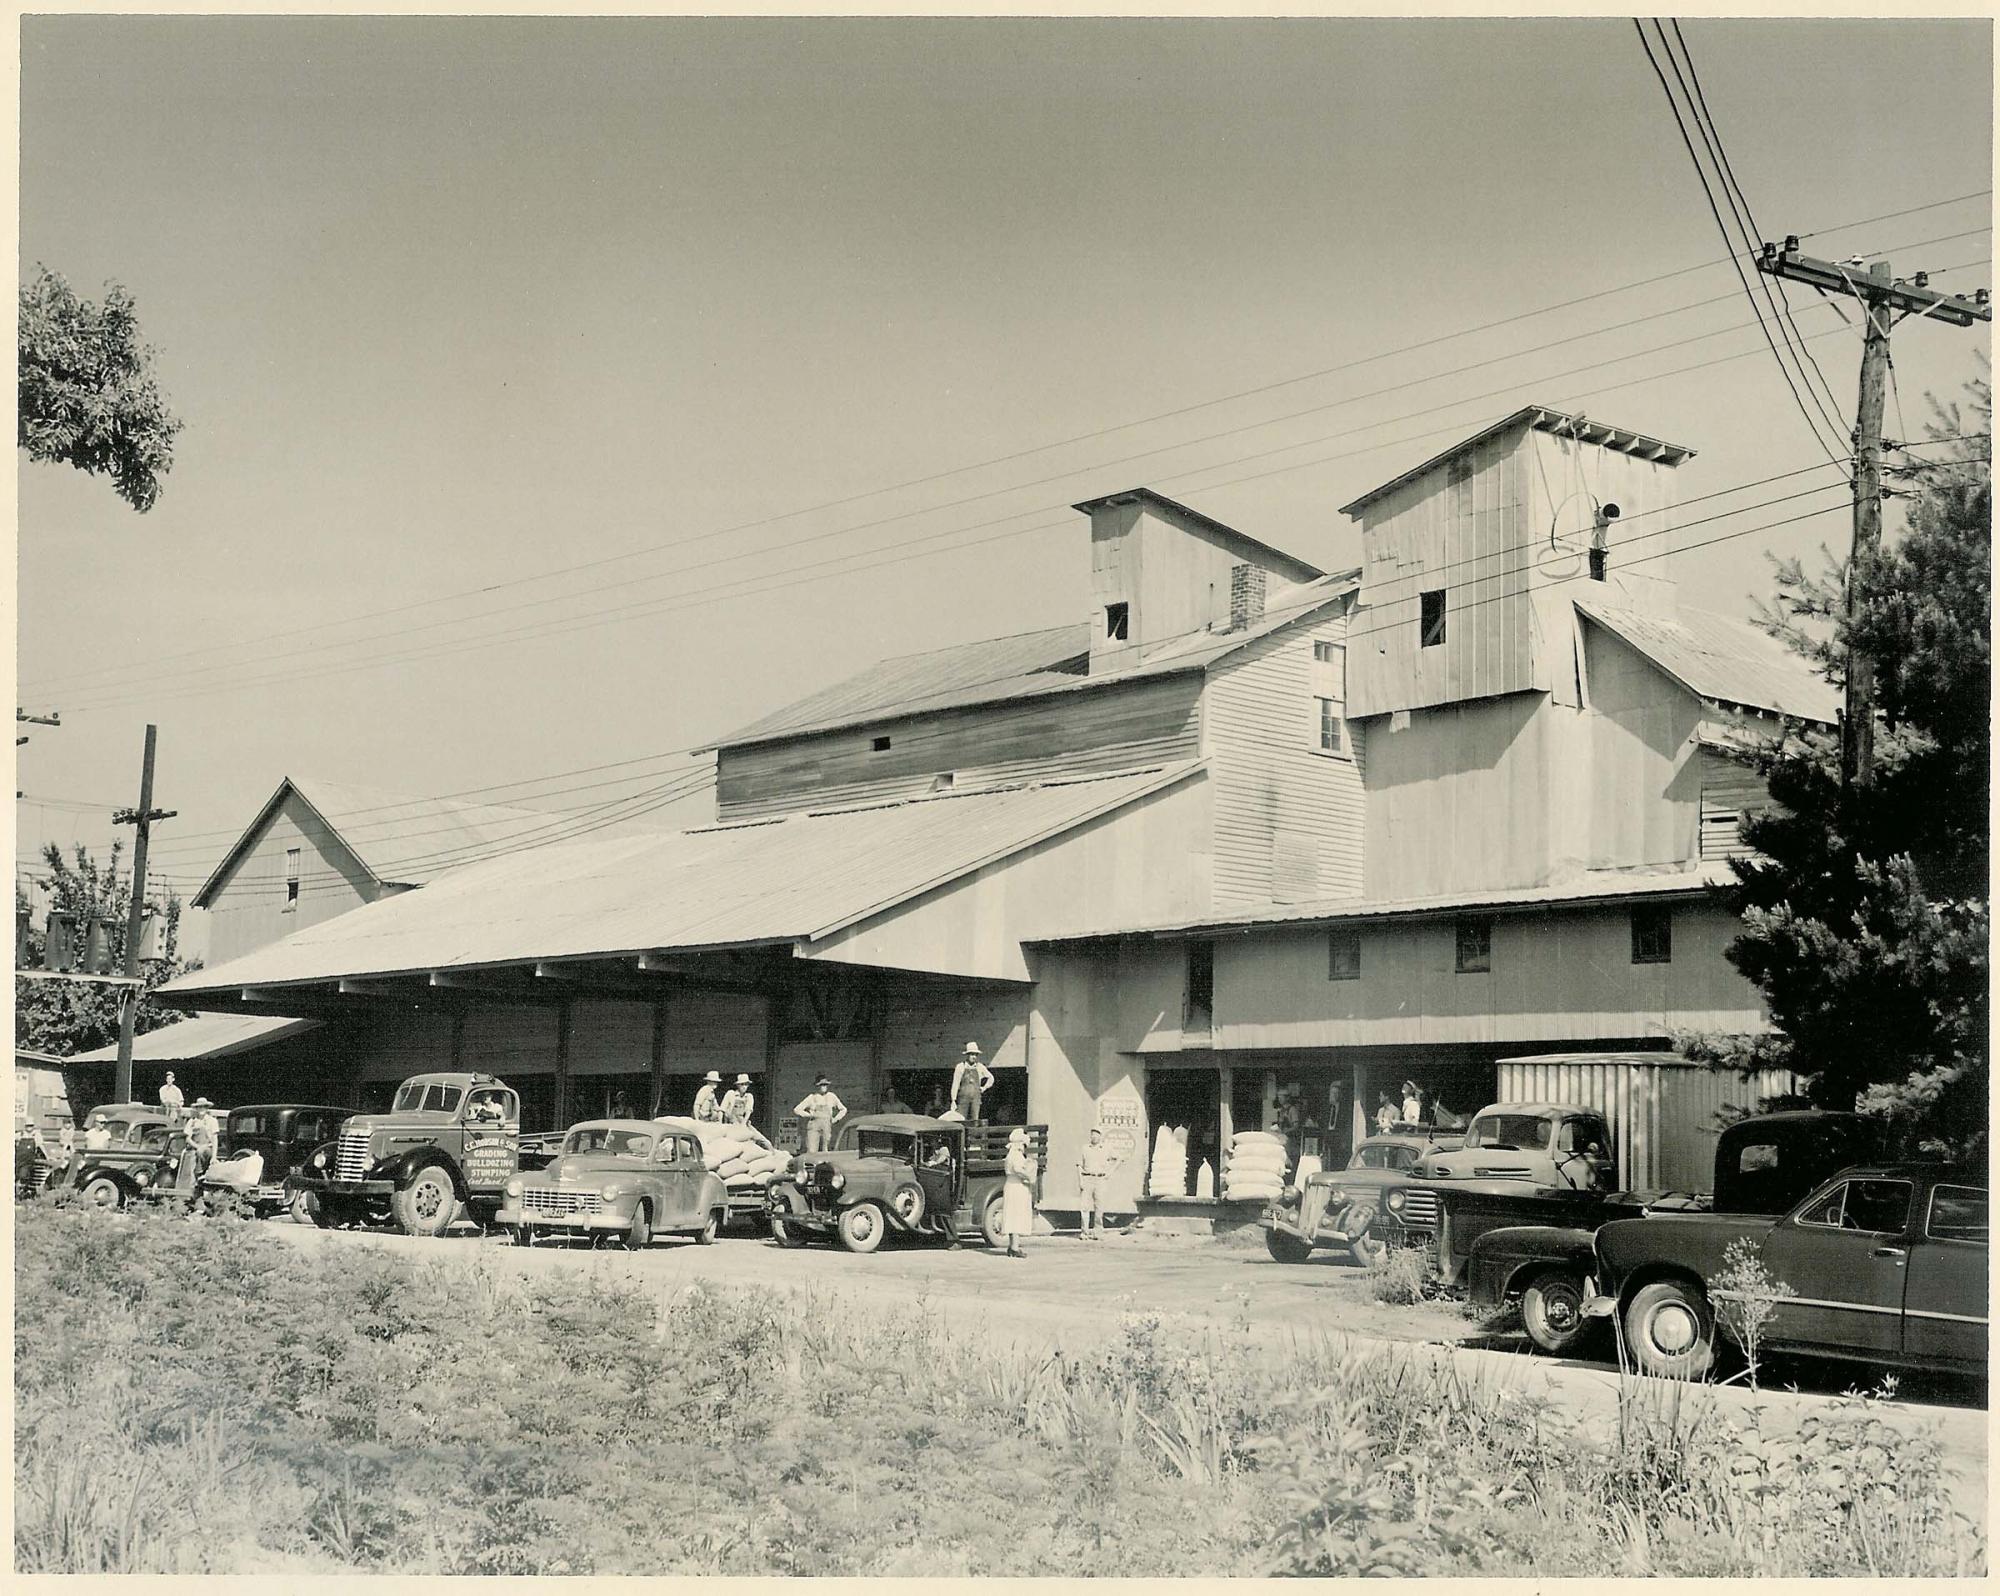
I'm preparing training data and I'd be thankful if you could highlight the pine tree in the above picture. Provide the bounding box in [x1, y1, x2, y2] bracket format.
[1722, 374, 1990, 1157]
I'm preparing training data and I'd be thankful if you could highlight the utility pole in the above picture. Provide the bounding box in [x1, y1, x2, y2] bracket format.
[111, 724, 176, 1104]
[1756, 240, 1990, 790]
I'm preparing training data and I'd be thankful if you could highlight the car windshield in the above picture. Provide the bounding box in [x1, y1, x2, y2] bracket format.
[393, 1081, 466, 1114]
[136, 1125, 171, 1150]
[1465, 1114, 1552, 1152]
[1354, 1144, 1416, 1171]
[855, 1130, 917, 1162]
[564, 1128, 655, 1160]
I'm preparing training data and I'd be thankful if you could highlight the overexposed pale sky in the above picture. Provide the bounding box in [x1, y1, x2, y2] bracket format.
[16, 15, 1993, 942]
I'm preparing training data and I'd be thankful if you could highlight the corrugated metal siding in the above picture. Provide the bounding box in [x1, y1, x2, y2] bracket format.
[1205, 614, 1366, 908]
[717, 673, 1201, 818]
[1497, 1057, 1799, 1192]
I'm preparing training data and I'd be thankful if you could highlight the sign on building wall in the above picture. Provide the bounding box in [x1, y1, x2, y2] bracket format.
[1095, 1081, 1147, 1211]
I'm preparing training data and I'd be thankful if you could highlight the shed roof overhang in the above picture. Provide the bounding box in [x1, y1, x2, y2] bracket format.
[162, 764, 1203, 1015]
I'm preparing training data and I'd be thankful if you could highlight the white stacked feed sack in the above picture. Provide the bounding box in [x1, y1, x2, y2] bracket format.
[1148, 1123, 1189, 1198]
[1222, 1129, 1289, 1202]
[1294, 1153, 1323, 1187]
[1194, 1159, 1214, 1199]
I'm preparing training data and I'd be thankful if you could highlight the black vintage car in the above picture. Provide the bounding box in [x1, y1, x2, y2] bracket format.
[200, 1103, 354, 1220]
[49, 1105, 198, 1209]
[1588, 1163, 1988, 1379]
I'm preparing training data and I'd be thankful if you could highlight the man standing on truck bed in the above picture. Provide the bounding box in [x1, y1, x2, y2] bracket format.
[722, 1074, 755, 1126]
[951, 1042, 994, 1125]
[794, 1075, 847, 1153]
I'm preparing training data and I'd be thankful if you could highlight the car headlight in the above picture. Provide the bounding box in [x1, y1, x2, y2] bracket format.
[828, 1172, 845, 1191]
[1322, 1186, 1346, 1205]
[311, 1149, 329, 1170]
[600, 1183, 626, 1201]
[1387, 1189, 1406, 1213]
[1278, 1186, 1302, 1209]
[135, 1169, 152, 1186]
[504, 1177, 523, 1197]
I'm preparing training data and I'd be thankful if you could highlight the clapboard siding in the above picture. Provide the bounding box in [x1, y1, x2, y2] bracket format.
[716, 673, 1203, 818]
[1204, 613, 1365, 908]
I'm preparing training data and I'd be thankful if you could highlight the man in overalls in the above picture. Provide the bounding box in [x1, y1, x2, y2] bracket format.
[794, 1075, 847, 1154]
[950, 1042, 994, 1124]
[721, 1074, 755, 1126]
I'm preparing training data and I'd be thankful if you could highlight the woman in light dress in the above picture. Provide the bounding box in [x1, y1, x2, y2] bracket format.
[1001, 1127, 1035, 1258]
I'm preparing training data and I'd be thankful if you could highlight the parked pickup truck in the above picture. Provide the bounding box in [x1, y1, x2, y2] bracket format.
[1467, 1109, 1883, 1354]
[1586, 1163, 1988, 1380]
[290, 1072, 524, 1237]
[767, 1114, 1047, 1253]
[1264, 1102, 1609, 1270]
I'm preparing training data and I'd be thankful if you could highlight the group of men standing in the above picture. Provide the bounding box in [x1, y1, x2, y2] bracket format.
[690, 1070, 758, 1126]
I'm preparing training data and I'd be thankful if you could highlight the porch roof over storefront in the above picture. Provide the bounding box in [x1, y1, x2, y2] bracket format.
[161, 765, 1198, 1004]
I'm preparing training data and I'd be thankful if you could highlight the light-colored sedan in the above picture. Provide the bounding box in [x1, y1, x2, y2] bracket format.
[497, 1119, 729, 1248]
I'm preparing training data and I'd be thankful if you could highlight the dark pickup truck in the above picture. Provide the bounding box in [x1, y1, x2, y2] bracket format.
[1468, 1110, 1884, 1354]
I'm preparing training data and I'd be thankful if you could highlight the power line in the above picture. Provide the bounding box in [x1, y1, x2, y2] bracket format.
[1633, 18, 1851, 472]
[1665, 19, 1852, 441]
[22, 191, 1990, 702]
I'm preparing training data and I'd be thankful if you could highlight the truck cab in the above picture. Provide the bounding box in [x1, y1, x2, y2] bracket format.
[291, 1072, 521, 1236]
[1415, 1102, 1615, 1191]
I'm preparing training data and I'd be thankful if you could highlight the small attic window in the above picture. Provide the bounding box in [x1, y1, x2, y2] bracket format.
[871, 735, 891, 752]
[1420, 588, 1447, 648]
[1104, 602, 1130, 642]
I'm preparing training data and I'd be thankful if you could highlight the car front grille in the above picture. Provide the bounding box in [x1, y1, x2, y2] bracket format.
[1396, 1190, 1441, 1229]
[335, 1129, 372, 1182]
[521, 1188, 603, 1217]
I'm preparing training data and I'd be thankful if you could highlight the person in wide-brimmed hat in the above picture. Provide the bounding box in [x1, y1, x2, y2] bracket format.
[692, 1070, 724, 1123]
[950, 1041, 995, 1125]
[793, 1074, 848, 1154]
[1001, 1127, 1035, 1257]
[721, 1073, 756, 1126]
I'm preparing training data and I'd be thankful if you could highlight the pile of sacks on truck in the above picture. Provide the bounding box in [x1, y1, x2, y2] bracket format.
[654, 1116, 793, 1193]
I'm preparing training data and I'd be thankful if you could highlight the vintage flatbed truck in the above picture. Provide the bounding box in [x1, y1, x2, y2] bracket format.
[767, 1114, 1048, 1253]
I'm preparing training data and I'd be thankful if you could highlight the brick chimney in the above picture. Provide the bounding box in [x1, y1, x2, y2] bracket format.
[1228, 562, 1268, 632]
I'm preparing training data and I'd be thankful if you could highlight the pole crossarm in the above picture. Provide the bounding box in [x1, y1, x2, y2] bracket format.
[1756, 240, 1992, 327]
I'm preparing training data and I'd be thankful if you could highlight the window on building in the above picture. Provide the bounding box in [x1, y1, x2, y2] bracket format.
[1311, 640, 1350, 759]
[871, 735, 891, 752]
[1420, 589, 1447, 648]
[284, 847, 301, 911]
[1455, 917, 1492, 973]
[1328, 930, 1361, 981]
[1631, 906, 1673, 964]
[1105, 601, 1130, 642]
[1185, 939, 1215, 1031]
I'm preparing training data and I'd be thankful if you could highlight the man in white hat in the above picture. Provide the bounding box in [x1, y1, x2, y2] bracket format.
[185, 1098, 220, 1179]
[794, 1074, 847, 1154]
[721, 1074, 755, 1126]
[692, 1071, 723, 1123]
[950, 1042, 994, 1125]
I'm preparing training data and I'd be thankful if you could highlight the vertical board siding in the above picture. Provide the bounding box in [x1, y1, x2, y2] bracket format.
[204, 791, 383, 966]
[879, 985, 1029, 1074]
[716, 674, 1203, 819]
[1205, 614, 1366, 908]
[1699, 747, 1770, 861]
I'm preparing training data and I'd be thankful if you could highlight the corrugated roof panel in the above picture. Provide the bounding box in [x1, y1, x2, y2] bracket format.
[1576, 600, 1840, 723]
[68, 1013, 320, 1064]
[163, 765, 1202, 995]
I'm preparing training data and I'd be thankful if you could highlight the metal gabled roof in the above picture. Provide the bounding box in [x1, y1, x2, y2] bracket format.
[67, 1013, 321, 1065]
[162, 764, 1204, 998]
[1576, 600, 1840, 724]
[708, 574, 1359, 752]
[193, 775, 609, 906]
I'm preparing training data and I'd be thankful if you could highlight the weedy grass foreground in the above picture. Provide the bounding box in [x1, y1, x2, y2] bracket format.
[14, 1204, 1985, 1576]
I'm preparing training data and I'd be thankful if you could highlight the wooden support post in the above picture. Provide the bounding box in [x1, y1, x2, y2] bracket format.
[1217, 1065, 1234, 1186]
[450, 1011, 466, 1071]
[649, 1001, 669, 1118]
[553, 999, 574, 1131]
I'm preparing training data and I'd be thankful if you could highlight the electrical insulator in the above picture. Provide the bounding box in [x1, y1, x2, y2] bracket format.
[83, 917, 114, 975]
[43, 911, 75, 971]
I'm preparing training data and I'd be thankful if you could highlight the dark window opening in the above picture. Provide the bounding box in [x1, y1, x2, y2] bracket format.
[1631, 906, 1672, 964]
[1105, 602, 1130, 642]
[1185, 939, 1215, 1031]
[1420, 589, 1447, 648]
[1328, 930, 1361, 981]
[871, 735, 891, 752]
[1455, 917, 1492, 974]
